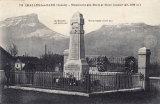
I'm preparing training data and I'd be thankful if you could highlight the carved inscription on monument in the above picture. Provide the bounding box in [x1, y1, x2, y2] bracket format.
[65, 64, 80, 70]
[70, 34, 79, 60]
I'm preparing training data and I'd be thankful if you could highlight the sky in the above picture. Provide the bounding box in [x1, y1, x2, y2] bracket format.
[0, 0, 160, 36]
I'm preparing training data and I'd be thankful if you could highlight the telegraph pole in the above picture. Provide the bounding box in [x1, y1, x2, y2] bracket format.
[45, 44, 47, 71]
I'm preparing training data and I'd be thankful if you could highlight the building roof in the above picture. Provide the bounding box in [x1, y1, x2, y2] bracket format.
[16, 56, 41, 65]
[0, 46, 15, 60]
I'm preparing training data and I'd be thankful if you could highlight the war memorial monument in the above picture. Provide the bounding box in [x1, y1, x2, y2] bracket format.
[64, 12, 89, 79]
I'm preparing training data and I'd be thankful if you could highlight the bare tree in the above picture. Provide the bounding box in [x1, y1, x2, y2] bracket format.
[24, 52, 29, 56]
[6, 43, 18, 57]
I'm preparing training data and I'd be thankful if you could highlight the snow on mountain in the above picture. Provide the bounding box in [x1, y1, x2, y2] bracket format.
[3, 13, 38, 27]
[0, 13, 68, 40]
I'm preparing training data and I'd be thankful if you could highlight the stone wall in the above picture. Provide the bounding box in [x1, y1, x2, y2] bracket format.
[149, 77, 160, 91]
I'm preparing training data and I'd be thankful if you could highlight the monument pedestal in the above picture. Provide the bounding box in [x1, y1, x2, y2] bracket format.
[64, 59, 89, 79]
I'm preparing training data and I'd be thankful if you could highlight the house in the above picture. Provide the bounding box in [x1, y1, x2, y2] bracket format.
[0, 46, 15, 70]
[15, 56, 42, 71]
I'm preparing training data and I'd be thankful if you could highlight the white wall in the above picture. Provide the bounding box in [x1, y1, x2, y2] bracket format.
[15, 63, 25, 70]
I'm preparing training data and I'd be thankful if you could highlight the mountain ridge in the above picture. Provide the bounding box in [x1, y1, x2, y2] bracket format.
[85, 22, 160, 62]
[1, 13, 160, 62]
[0, 13, 69, 40]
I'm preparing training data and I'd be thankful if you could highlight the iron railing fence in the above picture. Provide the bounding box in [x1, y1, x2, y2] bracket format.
[87, 57, 138, 72]
[8, 71, 89, 92]
[89, 57, 126, 72]
[5, 71, 143, 93]
[90, 73, 143, 92]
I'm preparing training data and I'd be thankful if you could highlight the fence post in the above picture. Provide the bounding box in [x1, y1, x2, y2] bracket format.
[138, 47, 151, 90]
[116, 74, 120, 90]
[85, 74, 91, 93]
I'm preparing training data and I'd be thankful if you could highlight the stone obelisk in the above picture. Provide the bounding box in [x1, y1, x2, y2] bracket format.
[64, 12, 89, 79]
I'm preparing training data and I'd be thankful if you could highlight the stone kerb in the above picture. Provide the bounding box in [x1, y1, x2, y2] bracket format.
[138, 47, 151, 90]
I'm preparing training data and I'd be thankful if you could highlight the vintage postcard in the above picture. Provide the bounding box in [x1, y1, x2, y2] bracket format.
[0, 0, 160, 104]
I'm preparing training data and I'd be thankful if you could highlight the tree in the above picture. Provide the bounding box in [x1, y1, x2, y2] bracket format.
[40, 51, 64, 72]
[6, 43, 18, 57]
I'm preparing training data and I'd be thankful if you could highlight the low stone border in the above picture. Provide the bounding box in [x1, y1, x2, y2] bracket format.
[8, 86, 89, 97]
[149, 77, 160, 80]
[8, 86, 144, 97]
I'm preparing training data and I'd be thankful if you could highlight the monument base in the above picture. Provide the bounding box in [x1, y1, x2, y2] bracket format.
[64, 59, 89, 80]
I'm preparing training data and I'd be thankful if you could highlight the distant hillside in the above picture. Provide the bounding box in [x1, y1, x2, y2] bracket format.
[85, 23, 160, 61]
[0, 13, 69, 57]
